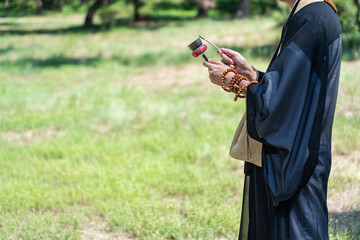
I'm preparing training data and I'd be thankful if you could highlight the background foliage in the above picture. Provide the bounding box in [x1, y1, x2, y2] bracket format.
[2, 0, 360, 32]
[2, 0, 359, 59]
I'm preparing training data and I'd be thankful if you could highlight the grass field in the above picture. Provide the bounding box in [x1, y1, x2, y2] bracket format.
[0, 14, 359, 239]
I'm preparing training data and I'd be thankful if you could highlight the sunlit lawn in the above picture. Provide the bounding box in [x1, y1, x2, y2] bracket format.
[0, 13, 359, 239]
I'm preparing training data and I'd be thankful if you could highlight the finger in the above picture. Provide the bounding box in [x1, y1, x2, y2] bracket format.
[219, 52, 234, 65]
[221, 59, 229, 66]
[221, 48, 242, 58]
[221, 59, 235, 67]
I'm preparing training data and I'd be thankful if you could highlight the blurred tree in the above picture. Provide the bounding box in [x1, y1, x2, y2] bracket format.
[250, 0, 280, 15]
[126, 0, 144, 21]
[58, 0, 65, 11]
[274, 0, 281, 11]
[354, 0, 360, 29]
[84, 0, 104, 27]
[194, 0, 215, 18]
[35, 0, 42, 13]
[235, 0, 252, 18]
[84, 0, 145, 27]
[215, 0, 254, 17]
[336, 0, 358, 33]
[20, 0, 67, 12]
[42, 0, 53, 9]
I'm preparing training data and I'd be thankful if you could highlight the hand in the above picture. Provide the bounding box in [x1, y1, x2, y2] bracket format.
[218, 48, 258, 82]
[203, 58, 233, 87]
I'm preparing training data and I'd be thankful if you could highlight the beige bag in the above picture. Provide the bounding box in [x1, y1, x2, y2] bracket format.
[229, 112, 263, 167]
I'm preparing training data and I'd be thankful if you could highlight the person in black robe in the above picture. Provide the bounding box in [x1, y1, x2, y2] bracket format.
[202, 0, 342, 239]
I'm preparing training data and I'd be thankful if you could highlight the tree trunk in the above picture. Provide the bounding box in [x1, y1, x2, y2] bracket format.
[23, 0, 30, 7]
[35, 0, 42, 14]
[197, 6, 208, 18]
[354, 0, 360, 30]
[84, 0, 103, 28]
[133, 0, 144, 21]
[81, 0, 87, 5]
[59, 0, 65, 11]
[235, 0, 252, 18]
[194, 0, 215, 18]
[4, 0, 9, 8]
[41, 0, 53, 10]
[274, 0, 281, 11]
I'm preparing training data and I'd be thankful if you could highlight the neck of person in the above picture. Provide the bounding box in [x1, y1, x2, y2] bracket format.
[281, 0, 297, 8]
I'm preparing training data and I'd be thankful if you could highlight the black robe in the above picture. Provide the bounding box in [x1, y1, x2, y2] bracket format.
[239, 1, 342, 239]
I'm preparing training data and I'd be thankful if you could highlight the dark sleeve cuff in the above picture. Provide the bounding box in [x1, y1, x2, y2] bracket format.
[246, 84, 263, 142]
[257, 71, 265, 83]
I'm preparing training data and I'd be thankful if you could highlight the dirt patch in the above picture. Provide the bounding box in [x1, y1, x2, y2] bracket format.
[126, 64, 212, 91]
[342, 60, 360, 70]
[328, 188, 360, 213]
[331, 151, 360, 170]
[91, 124, 113, 134]
[3, 128, 65, 146]
[162, 198, 181, 203]
[81, 221, 134, 240]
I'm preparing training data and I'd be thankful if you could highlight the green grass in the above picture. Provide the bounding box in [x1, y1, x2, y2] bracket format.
[0, 14, 359, 239]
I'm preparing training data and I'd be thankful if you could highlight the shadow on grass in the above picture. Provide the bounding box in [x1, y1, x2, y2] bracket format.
[2, 25, 357, 61]
[0, 44, 279, 69]
[0, 43, 281, 69]
[329, 211, 360, 238]
[103, 17, 189, 31]
[0, 22, 20, 26]
[0, 46, 14, 54]
[0, 25, 105, 36]
[0, 20, 187, 36]
[0, 51, 191, 69]
[0, 7, 39, 17]
[2, 43, 357, 71]
[0, 13, 192, 36]
[1, 41, 357, 70]
[0, 55, 102, 68]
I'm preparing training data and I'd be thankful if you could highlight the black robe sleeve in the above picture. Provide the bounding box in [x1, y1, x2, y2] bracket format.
[246, 20, 324, 206]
